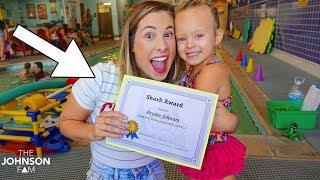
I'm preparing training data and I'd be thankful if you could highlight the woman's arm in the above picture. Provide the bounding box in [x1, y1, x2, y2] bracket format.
[59, 94, 94, 142]
[59, 93, 129, 142]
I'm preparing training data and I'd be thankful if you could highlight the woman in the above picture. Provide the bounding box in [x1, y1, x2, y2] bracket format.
[82, 9, 93, 35]
[60, 2, 177, 179]
[33, 62, 49, 81]
[60, 1, 238, 179]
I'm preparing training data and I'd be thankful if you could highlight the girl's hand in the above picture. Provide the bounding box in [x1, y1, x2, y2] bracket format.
[89, 111, 129, 141]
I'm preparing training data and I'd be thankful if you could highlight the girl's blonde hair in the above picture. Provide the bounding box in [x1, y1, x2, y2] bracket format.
[118, 1, 179, 83]
[175, 0, 220, 32]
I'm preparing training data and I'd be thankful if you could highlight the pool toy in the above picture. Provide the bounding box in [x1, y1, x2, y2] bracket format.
[236, 48, 243, 61]
[242, 19, 251, 43]
[254, 64, 263, 81]
[0, 83, 72, 157]
[246, 58, 254, 73]
[250, 18, 276, 54]
[0, 96, 68, 157]
[283, 123, 303, 141]
[232, 29, 241, 39]
[240, 53, 247, 67]
[23, 94, 48, 110]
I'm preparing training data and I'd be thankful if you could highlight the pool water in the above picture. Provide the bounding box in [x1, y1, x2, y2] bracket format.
[0, 61, 57, 93]
[0, 49, 119, 93]
[232, 84, 260, 134]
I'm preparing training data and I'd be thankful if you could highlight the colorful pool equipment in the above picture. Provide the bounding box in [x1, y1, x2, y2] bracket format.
[0, 82, 74, 157]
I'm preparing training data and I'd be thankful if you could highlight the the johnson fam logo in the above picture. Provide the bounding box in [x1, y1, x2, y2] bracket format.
[1, 150, 50, 173]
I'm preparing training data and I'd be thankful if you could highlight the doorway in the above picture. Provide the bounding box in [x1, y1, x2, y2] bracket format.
[97, 3, 113, 39]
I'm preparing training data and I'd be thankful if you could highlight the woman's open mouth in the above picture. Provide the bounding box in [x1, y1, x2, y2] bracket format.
[150, 56, 168, 73]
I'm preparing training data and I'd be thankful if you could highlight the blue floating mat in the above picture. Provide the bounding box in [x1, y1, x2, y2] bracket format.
[1, 121, 32, 129]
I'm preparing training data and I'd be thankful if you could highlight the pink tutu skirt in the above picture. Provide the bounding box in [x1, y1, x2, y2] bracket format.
[178, 135, 246, 180]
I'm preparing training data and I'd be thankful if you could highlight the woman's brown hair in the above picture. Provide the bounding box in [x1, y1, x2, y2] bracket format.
[118, 1, 179, 83]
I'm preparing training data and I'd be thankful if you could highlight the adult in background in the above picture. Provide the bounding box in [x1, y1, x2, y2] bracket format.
[33, 62, 50, 81]
[82, 9, 93, 35]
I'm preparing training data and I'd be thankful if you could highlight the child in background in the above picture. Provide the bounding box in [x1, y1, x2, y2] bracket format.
[37, 28, 51, 43]
[4, 40, 14, 59]
[0, 20, 6, 61]
[68, 29, 82, 47]
[175, 0, 246, 179]
[48, 26, 63, 50]
[18, 63, 32, 81]
[57, 27, 68, 51]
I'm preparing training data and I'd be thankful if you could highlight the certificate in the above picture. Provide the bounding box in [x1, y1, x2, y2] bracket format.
[107, 75, 218, 169]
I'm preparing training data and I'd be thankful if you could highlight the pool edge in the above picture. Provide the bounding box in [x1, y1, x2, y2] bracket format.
[218, 47, 320, 160]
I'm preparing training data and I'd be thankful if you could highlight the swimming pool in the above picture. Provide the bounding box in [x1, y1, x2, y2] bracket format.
[0, 49, 119, 93]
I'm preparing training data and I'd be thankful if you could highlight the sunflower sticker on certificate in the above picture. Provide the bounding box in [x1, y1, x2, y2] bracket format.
[106, 75, 218, 169]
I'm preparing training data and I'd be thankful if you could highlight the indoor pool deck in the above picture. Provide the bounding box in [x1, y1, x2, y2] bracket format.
[220, 38, 320, 160]
[0, 39, 120, 69]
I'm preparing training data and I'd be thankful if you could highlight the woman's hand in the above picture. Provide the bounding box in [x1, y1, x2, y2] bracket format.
[89, 111, 129, 141]
[211, 101, 239, 133]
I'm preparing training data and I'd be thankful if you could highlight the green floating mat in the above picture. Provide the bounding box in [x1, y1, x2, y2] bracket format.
[242, 19, 251, 43]
[265, 27, 276, 54]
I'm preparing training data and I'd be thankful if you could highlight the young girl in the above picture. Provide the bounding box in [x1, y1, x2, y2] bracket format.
[175, 1, 246, 179]
[59, 1, 178, 179]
